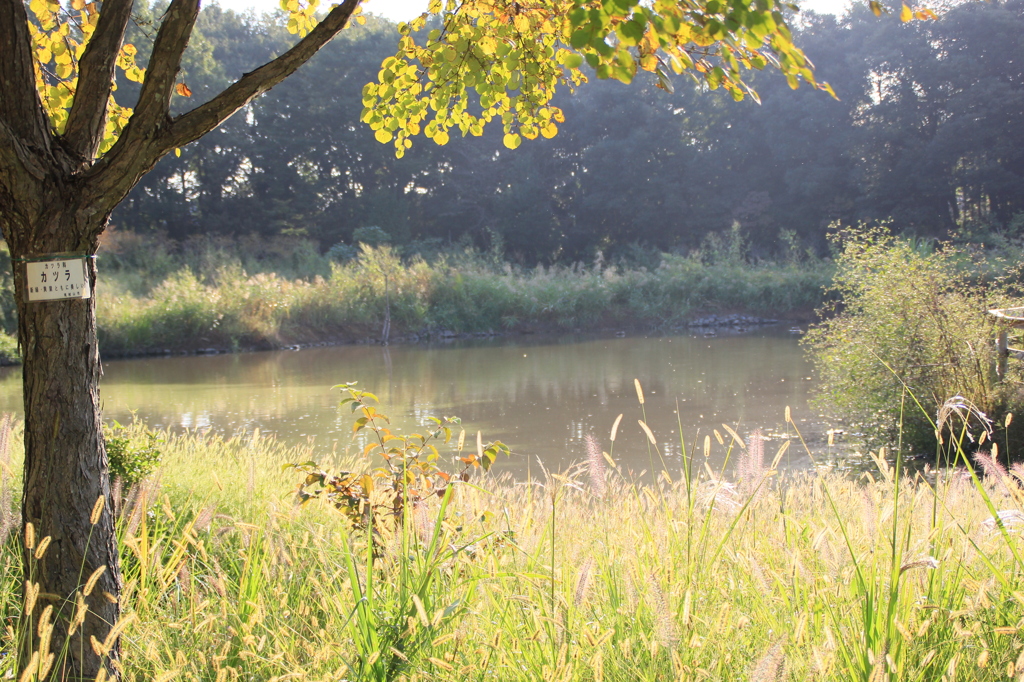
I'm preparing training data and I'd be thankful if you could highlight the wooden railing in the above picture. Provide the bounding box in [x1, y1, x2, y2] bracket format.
[989, 307, 1024, 378]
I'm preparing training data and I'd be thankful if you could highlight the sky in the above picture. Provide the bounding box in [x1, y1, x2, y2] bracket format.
[213, 0, 851, 24]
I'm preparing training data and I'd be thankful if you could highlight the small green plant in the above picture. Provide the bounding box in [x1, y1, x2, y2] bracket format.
[104, 421, 162, 487]
[288, 382, 509, 528]
[287, 384, 510, 681]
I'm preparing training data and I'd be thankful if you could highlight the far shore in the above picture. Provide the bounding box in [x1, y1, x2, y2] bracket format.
[94, 310, 815, 362]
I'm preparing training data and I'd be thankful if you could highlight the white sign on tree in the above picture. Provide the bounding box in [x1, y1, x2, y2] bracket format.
[26, 257, 91, 301]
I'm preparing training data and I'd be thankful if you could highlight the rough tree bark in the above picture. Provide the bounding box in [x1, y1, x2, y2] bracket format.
[13, 214, 117, 680]
[0, 0, 359, 677]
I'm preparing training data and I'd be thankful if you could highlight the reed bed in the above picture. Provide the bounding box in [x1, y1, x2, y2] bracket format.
[3, 404, 1024, 681]
[89, 246, 829, 356]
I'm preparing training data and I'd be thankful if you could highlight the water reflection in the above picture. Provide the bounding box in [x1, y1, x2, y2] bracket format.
[0, 329, 848, 475]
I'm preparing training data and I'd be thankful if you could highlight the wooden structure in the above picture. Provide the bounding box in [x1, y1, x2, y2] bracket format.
[989, 307, 1024, 377]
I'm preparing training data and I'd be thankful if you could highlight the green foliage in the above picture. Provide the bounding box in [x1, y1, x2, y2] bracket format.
[286, 383, 510, 680]
[103, 421, 162, 487]
[87, 239, 831, 355]
[288, 382, 508, 530]
[362, 0, 830, 158]
[698, 221, 748, 266]
[325, 242, 359, 263]
[0, 334, 18, 365]
[0, 245, 18, 338]
[803, 226, 1022, 453]
[351, 225, 391, 247]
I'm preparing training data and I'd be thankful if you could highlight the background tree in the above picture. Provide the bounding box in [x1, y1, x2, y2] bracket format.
[105, 1, 1024, 268]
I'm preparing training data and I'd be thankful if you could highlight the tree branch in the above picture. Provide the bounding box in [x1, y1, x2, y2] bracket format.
[63, 0, 135, 161]
[0, 0, 51, 167]
[96, 0, 200, 172]
[162, 0, 360, 151]
[85, 0, 359, 214]
[131, 0, 201, 125]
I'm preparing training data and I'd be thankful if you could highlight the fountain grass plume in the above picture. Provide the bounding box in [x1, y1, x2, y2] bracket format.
[650, 581, 679, 650]
[1012, 462, 1024, 487]
[0, 415, 15, 546]
[737, 428, 766, 501]
[574, 556, 594, 608]
[584, 434, 606, 497]
[973, 448, 1013, 495]
[749, 640, 785, 682]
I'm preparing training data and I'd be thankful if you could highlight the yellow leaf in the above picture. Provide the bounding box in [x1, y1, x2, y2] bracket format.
[502, 133, 521, 149]
[175, 82, 192, 97]
[29, 0, 48, 20]
[174, 148, 181, 157]
[900, 3, 912, 21]
[479, 36, 497, 55]
[375, 129, 393, 144]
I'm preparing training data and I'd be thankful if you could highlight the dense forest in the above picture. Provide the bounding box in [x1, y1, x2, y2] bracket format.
[111, 0, 1024, 264]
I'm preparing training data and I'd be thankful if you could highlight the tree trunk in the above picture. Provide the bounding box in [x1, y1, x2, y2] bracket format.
[10, 206, 121, 680]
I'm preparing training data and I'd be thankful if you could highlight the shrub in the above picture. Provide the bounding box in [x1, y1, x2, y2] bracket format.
[104, 421, 162, 487]
[803, 226, 1023, 455]
[351, 225, 391, 246]
[0, 333, 18, 365]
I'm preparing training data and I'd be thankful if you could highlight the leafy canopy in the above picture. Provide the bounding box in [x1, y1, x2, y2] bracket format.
[362, 0, 836, 157]
[25, 0, 931, 159]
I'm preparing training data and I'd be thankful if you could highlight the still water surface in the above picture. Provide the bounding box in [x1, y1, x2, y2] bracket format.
[0, 328, 847, 474]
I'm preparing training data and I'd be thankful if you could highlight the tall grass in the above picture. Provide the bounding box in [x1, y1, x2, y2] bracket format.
[90, 243, 831, 356]
[2, 395, 1024, 680]
[0, 231, 830, 361]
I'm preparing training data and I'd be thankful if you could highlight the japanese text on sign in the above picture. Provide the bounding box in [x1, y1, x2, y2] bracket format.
[26, 258, 90, 302]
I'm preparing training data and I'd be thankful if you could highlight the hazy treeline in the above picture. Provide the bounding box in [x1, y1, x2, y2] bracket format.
[112, 0, 1024, 264]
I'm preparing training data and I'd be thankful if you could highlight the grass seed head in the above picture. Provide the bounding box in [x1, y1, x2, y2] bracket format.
[83, 565, 107, 596]
[584, 435, 606, 496]
[33, 535, 51, 560]
[574, 556, 594, 607]
[90, 495, 105, 525]
[610, 413, 623, 442]
[750, 640, 785, 682]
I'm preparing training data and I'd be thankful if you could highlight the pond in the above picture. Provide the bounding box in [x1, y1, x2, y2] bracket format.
[0, 327, 851, 475]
